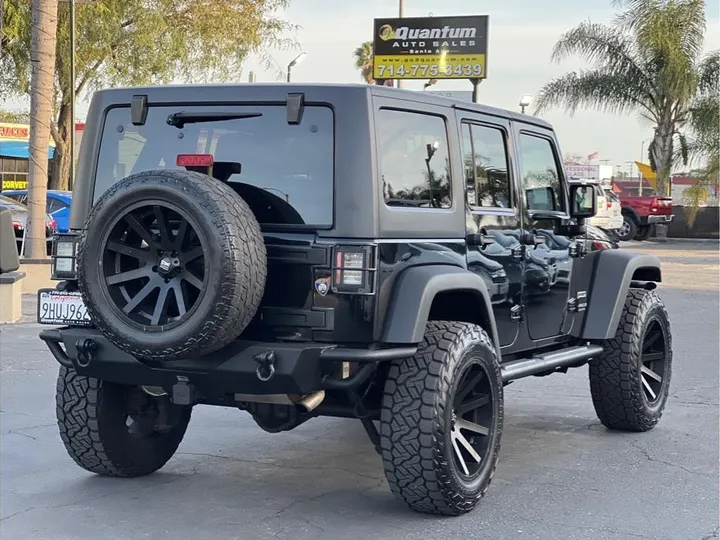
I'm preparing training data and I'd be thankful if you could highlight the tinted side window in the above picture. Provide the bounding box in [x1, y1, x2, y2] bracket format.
[462, 123, 511, 208]
[518, 134, 564, 212]
[47, 198, 67, 213]
[377, 109, 451, 209]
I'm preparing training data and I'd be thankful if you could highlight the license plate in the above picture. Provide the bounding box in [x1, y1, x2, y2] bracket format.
[37, 289, 92, 326]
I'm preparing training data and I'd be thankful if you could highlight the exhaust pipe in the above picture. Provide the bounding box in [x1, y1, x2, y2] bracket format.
[296, 390, 325, 413]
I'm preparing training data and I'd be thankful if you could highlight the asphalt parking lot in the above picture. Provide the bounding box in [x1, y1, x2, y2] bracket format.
[1, 240, 718, 540]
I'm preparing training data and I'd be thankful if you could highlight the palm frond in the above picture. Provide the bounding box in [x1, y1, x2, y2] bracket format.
[534, 69, 657, 120]
[675, 131, 689, 167]
[697, 50, 719, 95]
[551, 21, 647, 80]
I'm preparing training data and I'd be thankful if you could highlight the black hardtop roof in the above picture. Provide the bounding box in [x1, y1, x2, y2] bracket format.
[93, 82, 553, 130]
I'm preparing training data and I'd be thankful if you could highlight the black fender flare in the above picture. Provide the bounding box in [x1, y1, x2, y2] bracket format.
[380, 265, 500, 352]
[579, 250, 662, 340]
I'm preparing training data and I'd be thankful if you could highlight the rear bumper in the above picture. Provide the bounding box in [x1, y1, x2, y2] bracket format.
[646, 214, 674, 224]
[39, 328, 416, 399]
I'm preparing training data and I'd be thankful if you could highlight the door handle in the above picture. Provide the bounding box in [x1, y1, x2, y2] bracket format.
[466, 232, 495, 247]
[520, 230, 546, 246]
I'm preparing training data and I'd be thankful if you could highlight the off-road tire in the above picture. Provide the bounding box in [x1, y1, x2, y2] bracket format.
[380, 321, 503, 516]
[634, 225, 652, 241]
[589, 290, 672, 432]
[617, 214, 638, 242]
[56, 366, 191, 477]
[78, 169, 266, 360]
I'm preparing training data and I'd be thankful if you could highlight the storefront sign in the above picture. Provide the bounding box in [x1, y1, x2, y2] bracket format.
[1, 179, 28, 190]
[0, 124, 30, 140]
[372, 15, 489, 80]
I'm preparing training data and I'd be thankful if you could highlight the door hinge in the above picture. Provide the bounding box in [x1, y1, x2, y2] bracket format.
[511, 245, 525, 261]
[567, 291, 588, 312]
[510, 304, 523, 321]
[568, 241, 586, 259]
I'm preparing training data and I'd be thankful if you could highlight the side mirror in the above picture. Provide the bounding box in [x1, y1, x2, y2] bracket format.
[569, 183, 597, 220]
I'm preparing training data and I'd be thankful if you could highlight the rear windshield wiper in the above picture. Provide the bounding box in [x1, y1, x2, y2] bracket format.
[166, 111, 262, 129]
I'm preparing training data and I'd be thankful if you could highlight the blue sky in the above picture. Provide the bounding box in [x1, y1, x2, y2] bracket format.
[5, 0, 718, 172]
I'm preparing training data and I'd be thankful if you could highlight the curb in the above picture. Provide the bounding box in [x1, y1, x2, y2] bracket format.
[648, 237, 719, 244]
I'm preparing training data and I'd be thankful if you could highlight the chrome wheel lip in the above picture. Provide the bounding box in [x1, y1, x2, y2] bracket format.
[98, 200, 209, 331]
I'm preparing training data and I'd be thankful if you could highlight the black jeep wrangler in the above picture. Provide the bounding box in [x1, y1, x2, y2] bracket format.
[39, 83, 672, 516]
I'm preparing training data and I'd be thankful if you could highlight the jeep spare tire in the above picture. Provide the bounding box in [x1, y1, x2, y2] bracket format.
[78, 169, 267, 360]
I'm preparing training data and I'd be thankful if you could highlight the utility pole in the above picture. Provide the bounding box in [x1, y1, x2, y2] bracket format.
[396, 0, 404, 89]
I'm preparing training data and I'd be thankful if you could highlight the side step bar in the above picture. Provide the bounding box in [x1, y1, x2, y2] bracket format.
[500, 344, 604, 383]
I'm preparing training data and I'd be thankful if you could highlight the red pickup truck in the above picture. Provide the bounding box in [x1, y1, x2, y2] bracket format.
[612, 182, 674, 241]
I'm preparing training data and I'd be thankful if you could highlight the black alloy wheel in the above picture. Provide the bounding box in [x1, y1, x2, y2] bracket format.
[450, 363, 495, 478]
[101, 202, 207, 329]
[638, 320, 668, 406]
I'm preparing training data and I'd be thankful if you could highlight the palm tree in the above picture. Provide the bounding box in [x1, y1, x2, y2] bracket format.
[534, 0, 710, 196]
[353, 41, 374, 84]
[681, 50, 718, 223]
[26, 0, 59, 258]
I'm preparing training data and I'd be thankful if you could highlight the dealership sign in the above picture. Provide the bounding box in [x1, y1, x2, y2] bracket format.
[372, 15, 489, 80]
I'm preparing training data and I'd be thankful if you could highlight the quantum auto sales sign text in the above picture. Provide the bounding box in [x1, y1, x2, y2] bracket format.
[372, 15, 489, 80]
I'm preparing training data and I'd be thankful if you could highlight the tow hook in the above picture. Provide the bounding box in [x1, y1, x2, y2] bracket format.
[254, 350, 276, 382]
[75, 338, 97, 367]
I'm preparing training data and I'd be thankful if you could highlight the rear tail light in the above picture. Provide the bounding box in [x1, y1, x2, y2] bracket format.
[332, 246, 375, 294]
[52, 233, 80, 280]
[176, 154, 214, 167]
[12, 221, 23, 230]
[592, 241, 609, 251]
[47, 218, 57, 231]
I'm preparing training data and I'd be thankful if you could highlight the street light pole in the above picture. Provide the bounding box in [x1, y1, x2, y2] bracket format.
[639, 137, 651, 196]
[286, 52, 307, 83]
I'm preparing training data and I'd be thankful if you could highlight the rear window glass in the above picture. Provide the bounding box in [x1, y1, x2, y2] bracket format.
[95, 105, 335, 227]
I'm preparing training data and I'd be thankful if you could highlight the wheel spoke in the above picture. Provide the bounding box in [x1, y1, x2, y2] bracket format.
[125, 214, 155, 247]
[153, 206, 172, 249]
[459, 394, 489, 415]
[641, 364, 662, 383]
[643, 352, 664, 362]
[456, 418, 489, 437]
[107, 267, 152, 286]
[181, 246, 204, 264]
[457, 370, 485, 404]
[641, 374, 657, 400]
[450, 434, 470, 475]
[454, 430, 482, 463]
[174, 218, 189, 249]
[181, 271, 203, 290]
[123, 280, 158, 314]
[150, 285, 171, 325]
[642, 331, 662, 352]
[171, 281, 187, 316]
[106, 241, 153, 263]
